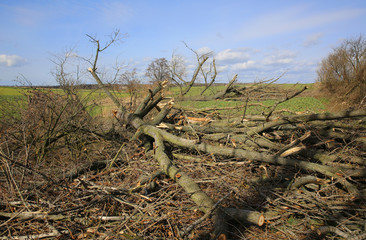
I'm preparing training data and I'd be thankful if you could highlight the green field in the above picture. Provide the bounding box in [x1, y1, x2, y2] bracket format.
[175, 96, 327, 116]
[0, 86, 129, 117]
[0, 86, 23, 96]
[0, 84, 328, 118]
[172, 83, 327, 116]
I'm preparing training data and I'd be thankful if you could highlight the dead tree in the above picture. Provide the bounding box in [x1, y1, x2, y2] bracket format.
[87, 32, 366, 239]
[87, 37, 265, 239]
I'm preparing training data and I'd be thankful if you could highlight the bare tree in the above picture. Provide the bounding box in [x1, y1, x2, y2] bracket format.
[50, 50, 84, 99]
[169, 53, 187, 90]
[145, 58, 171, 85]
[169, 43, 218, 97]
[119, 68, 141, 109]
[182, 42, 217, 95]
[86, 30, 126, 109]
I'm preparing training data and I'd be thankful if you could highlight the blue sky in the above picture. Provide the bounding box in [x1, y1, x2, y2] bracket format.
[0, 0, 365, 86]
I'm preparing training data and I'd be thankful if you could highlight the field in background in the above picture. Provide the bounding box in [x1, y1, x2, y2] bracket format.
[0, 86, 128, 118]
[176, 96, 328, 116]
[170, 83, 328, 116]
[0, 83, 328, 118]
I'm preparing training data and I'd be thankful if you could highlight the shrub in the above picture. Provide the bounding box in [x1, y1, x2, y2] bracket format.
[0, 89, 94, 170]
[317, 35, 366, 108]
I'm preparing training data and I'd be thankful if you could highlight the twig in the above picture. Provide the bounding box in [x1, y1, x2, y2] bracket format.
[317, 226, 350, 239]
[350, 232, 366, 240]
[0, 210, 25, 228]
[265, 86, 307, 122]
[0, 227, 67, 240]
[107, 143, 126, 169]
[241, 95, 250, 122]
[275, 131, 311, 157]
[289, 176, 327, 190]
[181, 191, 233, 238]
[1, 157, 30, 211]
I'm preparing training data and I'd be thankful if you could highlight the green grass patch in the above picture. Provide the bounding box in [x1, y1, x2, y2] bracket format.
[78, 88, 129, 100]
[263, 96, 328, 113]
[287, 215, 301, 226]
[172, 83, 328, 116]
[1, 84, 328, 119]
[0, 86, 26, 97]
[176, 96, 327, 116]
[85, 104, 103, 117]
[0, 86, 131, 118]
[168, 85, 227, 97]
[278, 83, 315, 90]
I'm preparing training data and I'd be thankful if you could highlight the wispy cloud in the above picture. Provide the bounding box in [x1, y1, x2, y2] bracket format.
[211, 47, 307, 82]
[263, 49, 297, 66]
[303, 33, 324, 47]
[100, 1, 133, 26]
[196, 46, 213, 56]
[0, 54, 27, 67]
[238, 5, 366, 40]
[0, 3, 46, 27]
[232, 60, 256, 70]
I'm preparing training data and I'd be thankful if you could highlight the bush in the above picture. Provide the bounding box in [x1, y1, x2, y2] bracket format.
[0, 89, 95, 171]
[317, 35, 366, 108]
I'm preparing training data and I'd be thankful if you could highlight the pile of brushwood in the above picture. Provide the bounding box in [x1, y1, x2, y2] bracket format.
[1, 79, 365, 240]
[1, 42, 366, 240]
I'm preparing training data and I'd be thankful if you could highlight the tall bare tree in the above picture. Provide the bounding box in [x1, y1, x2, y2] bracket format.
[169, 53, 187, 90]
[119, 68, 141, 109]
[145, 58, 171, 85]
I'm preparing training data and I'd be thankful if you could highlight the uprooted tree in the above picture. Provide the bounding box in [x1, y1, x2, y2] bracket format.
[0, 30, 365, 240]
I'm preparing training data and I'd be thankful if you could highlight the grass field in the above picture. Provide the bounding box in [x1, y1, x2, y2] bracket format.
[0, 86, 24, 96]
[172, 83, 327, 116]
[0, 86, 129, 117]
[175, 96, 327, 116]
[0, 84, 328, 118]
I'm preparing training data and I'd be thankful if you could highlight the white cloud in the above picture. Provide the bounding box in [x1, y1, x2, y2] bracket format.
[232, 60, 256, 70]
[196, 46, 213, 56]
[303, 33, 324, 47]
[263, 50, 297, 66]
[263, 58, 294, 65]
[212, 48, 300, 80]
[0, 54, 27, 67]
[216, 48, 252, 63]
[216, 65, 228, 72]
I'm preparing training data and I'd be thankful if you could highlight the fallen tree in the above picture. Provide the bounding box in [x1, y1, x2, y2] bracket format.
[88, 67, 264, 238]
[1, 32, 365, 239]
[84, 33, 366, 239]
